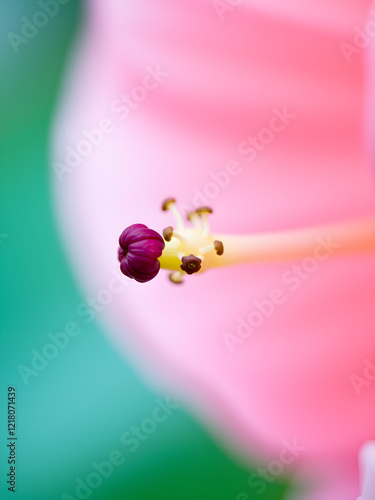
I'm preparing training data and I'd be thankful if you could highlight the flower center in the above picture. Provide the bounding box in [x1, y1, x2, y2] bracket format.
[158, 198, 224, 283]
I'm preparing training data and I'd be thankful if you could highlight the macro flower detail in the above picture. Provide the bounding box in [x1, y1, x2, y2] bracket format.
[54, 1, 375, 498]
[118, 223, 165, 283]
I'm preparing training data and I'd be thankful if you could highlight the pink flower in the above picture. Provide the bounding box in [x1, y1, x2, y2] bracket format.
[52, 1, 375, 498]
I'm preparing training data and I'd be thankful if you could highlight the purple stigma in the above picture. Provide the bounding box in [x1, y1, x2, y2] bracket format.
[118, 224, 165, 283]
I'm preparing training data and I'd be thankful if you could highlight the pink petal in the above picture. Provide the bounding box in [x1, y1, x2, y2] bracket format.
[52, 0, 375, 496]
[358, 441, 375, 499]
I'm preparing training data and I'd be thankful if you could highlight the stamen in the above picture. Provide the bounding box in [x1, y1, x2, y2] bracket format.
[161, 197, 185, 230]
[201, 213, 210, 236]
[162, 225, 187, 245]
[169, 271, 184, 284]
[170, 231, 187, 245]
[196, 206, 212, 236]
[199, 241, 224, 256]
[198, 240, 224, 260]
[198, 244, 214, 255]
[187, 210, 202, 230]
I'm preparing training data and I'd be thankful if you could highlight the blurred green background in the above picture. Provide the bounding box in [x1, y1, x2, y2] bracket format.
[0, 1, 289, 499]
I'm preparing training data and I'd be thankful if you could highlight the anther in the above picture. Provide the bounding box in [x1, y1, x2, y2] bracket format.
[163, 226, 174, 242]
[161, 197, 176, 211]
[214, 240, 224, 256]
[180, 254, 202, 275]
[195, 206, 213, 215]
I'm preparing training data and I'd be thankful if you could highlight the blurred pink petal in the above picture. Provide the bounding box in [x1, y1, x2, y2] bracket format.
[285, 461, 361, 500]
[358, 441, 375, 500]
[52, 1, 375, 498]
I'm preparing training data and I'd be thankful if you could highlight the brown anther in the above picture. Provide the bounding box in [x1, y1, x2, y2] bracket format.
[162, 197, 176, 211]
[163, 226, 174, 242]
[169, 272, 183, 284]
[214, 240, 224, 256]
[195, 206, 213, 214]
[180, 254, 202, 275]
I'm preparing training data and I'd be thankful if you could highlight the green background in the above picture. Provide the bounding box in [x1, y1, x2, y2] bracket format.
[0, 1, 289, 499]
